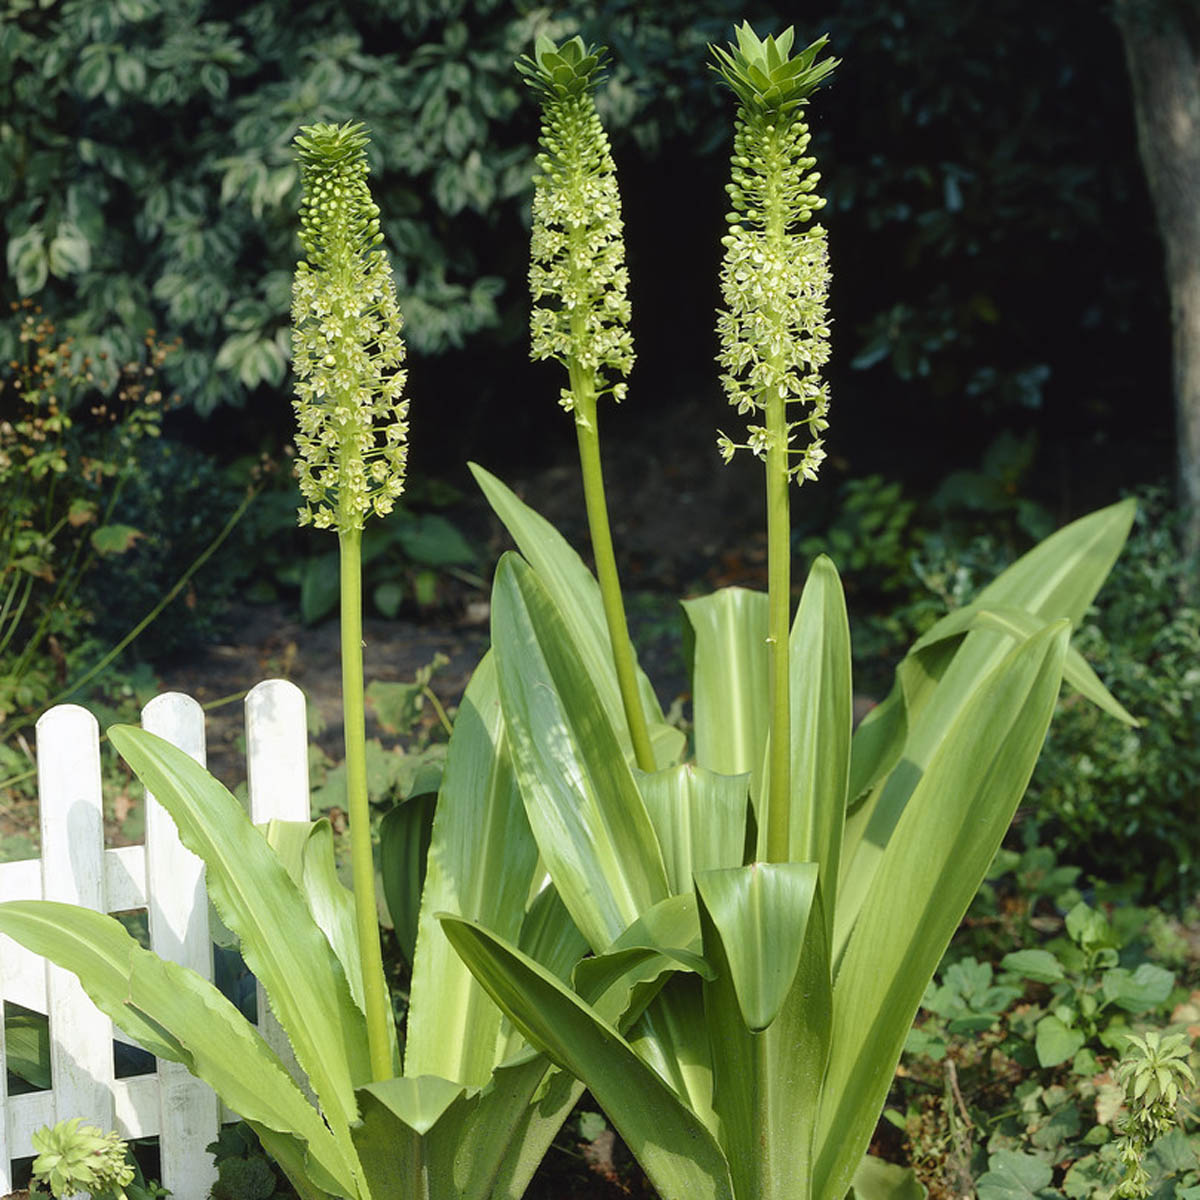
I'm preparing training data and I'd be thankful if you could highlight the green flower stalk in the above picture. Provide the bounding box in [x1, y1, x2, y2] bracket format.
[712, 24, 837, 862]
[517, 35, 655, 772]
[31, 1118, 135, 1199]
[292, 120, 407, 1082]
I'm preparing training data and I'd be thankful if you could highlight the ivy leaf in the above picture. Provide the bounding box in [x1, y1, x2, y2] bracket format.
[1101, 963, 1174, 1013]
[1034, 1014, 1085, 1068]
[1002, 949, 1065, 984]
[975, 1149, 1057, 1200]
[90, 524, 143, 556]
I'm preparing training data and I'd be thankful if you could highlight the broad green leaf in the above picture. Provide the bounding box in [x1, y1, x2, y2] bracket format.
[107, 726, 370, 1137]
[1034, 1015, 1086, 1067]
[470, 463, 682, 768]
[909, 604, 1138, 726]
[485, 1065, 584, 1200]
[3, 1007, 50, 1089]
[0, 902, 354, 1195]
[846, 687, 906, 808]
[573, 893, 712, 1030]
[682, 587, 770, 794]
[764, 556, 852, 934]
[406, 652, 544, 1086]
[395, 513, 476, 566]
[695, 863, 817, 1034]
[635, 764, 749, 894]
[440, 915, 735, 1200]
[378, 794, 435, 966]
[350, 1053, 578, 1200]
[492, 553, 670, 952]
[815, 622, 1070, 1200]
[851, 1155, 927, 1199]
[971, 498, 1136, 627]
[262, 818, 401, 1076]
[697, 867, 831, 1200]
[299, 552, 340, 625]
[1001, 949, 1066, 984]
[626, 978, 716, 1136]
[839, 501, 1135, 932]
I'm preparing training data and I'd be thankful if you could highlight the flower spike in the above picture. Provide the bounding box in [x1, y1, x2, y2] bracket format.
[520, 35, 633, 408]
[713, 26, 836, 485]
[291, 121, 409, 532]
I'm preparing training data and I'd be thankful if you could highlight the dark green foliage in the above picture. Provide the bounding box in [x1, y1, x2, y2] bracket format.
[0, 0, 539, 413]
[81, 439, 243, 660]
[0, 303, 172, 726]
[3, 0, 1163, 502]
[207, 1123, 296, 1200]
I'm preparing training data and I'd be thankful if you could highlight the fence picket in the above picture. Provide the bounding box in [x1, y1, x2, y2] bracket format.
[37, 705, 116, 1160]
[0, 682, 314, 1200]
[141, 693, 220, 1198]
[244, 680, 312, 1090]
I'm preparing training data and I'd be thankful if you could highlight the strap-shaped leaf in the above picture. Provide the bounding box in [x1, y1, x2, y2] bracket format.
[351, 1053, 578, 1200]
[970, 497, 1135, 625]
[848, 498, 1133, 810]
[626, 978, 717, 1135]
[405, 652, 544, 1086]
[835, 502, 1134, 957]
[695, 863, 818, 1034]
[492, 553, 670, 952]
[908, 604, 1138, 725]
[107, 725, 370, 1137]
[264, 817, 399, 1072]
[759, 557, 851, 931]
[814, 622, 1070, 1200]
[0, 901, 355, 1196]
[440, 915, 735, 1200]
[470, 463, 683, 768]
[697, 868, 832, 1200]
[682, 587, 770, 796]
[635, 764, 749, 894]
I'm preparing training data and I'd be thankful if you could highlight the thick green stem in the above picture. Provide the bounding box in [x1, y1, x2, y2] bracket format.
[338, 524, 393, 1082]
[570, 363, 657, 772]
[763, 123, 792, 864]
[763, 385, 792, 862]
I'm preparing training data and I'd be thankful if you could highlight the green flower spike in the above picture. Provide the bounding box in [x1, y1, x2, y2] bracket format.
[517, 35, 634, 410]
[515, 34, 655, 772]
[291, 119, 402, 1083]
[712, 24, 837, 864]
[712, 23, 837, 484]
[31, 1117, 135, 1200]
[291, 120, 408, 532]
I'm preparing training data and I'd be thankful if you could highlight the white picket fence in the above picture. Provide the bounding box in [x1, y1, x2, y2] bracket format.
[0, 679, 312, 1199]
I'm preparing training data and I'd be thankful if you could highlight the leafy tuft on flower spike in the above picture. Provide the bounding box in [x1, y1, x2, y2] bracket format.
[31, 1117, 136, 1200]
[711, 23, 838, 113]
[291, 120, 408, 532]
[516, 33, 607, 100]
[712, 25, 837, 484]
[519, 35, 633, 408]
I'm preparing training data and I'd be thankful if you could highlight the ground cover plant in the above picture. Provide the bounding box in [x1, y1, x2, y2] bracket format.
[0, 20, 1184, 1200]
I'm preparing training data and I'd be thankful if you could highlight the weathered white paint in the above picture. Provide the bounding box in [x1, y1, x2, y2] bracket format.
[0, 681, 312, 1200]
